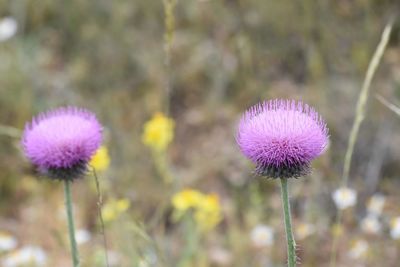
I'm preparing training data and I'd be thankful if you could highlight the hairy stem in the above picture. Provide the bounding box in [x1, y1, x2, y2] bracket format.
[280, 178, 296, 267]
[64, 180, 80, 267]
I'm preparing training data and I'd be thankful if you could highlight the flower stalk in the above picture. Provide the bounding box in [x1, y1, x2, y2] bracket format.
[64, 180, 80, 267]
[280, 178, 296, 267]
[178, 215, 199, 267]
[330, 20, 393, 267]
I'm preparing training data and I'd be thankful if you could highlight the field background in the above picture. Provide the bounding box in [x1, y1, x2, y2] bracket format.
[1, 1, 400, 266]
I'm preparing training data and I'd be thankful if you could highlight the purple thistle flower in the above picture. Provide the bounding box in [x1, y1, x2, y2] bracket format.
[236, 99, 328, 178]
[22, 106, 102, 180]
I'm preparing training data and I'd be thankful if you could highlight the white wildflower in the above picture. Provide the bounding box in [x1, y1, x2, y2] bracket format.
[332, 187, 357, 210]
[390, 217, 400, 240]
[348, 239, 368, 259]
[0, 17, 17, 42]
[0, 231, 17, 252]
[250, 224, 274, 248]
[75, 229, 91, 245]
[2, 246, 47, 267]
[360, 215, 381, 235]
[366, 194, 385, 216]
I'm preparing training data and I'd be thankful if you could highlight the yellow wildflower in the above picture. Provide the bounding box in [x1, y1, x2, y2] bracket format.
[90, 146, 110, 172]
[116, 199, 130, 211]
[172, 189, 222, 231]
[102, 198, 130, 223]
[194, 194, 222, 231]
[172, 189, 203, 212]
[142, 113, 174, 151]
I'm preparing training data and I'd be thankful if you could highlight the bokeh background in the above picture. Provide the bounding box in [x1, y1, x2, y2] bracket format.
[1, 1, 400, 266]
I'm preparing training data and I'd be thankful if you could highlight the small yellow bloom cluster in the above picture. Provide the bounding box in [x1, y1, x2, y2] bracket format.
[142, 113, 175, 151]
[172, 189, 222, 231]
[90, 146, 111, 172]
[102, 198, 130, 223]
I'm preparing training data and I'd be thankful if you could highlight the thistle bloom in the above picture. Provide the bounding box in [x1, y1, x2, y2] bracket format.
[22, 107, 102, 180]
[236, 99, 328, 178]
[237, 99, 328, 267]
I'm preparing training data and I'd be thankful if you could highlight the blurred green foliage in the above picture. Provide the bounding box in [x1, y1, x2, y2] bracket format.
[1, 0, 400, 266]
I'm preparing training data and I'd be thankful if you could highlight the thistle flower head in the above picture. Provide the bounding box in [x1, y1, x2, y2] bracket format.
[236, 99, 328, 178]
[22, 106, 102, 180]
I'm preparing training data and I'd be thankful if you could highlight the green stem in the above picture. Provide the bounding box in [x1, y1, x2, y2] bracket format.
[153, 151, 174, 185]
[64, 180, 80, 267]
[280, 178, 296, 267]
[341, 20, 392, 187]
[178, 215, 198, 267]
[329, 210, 343, 267]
